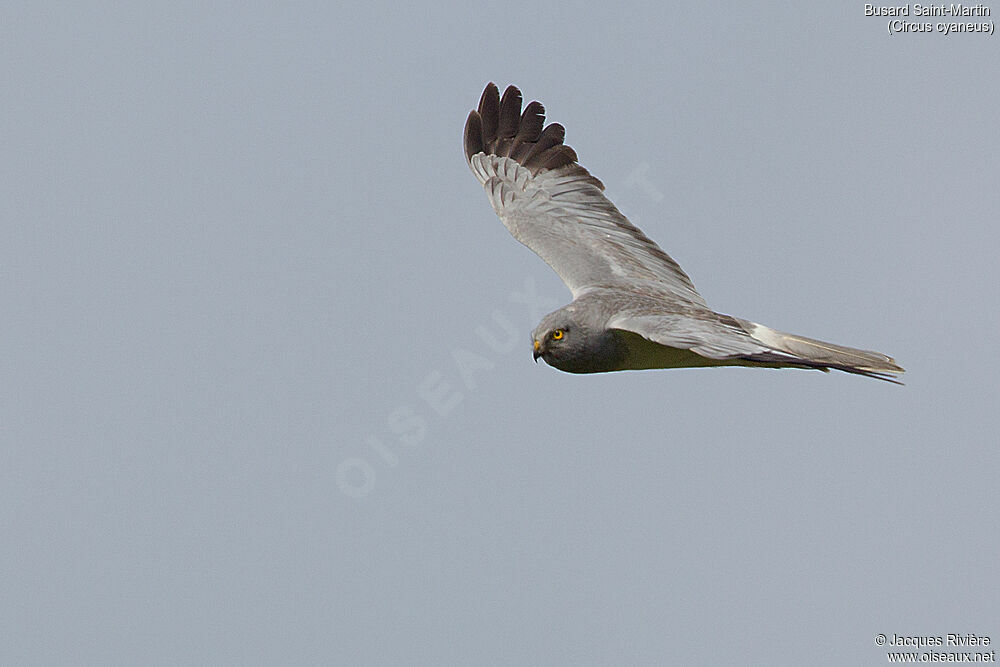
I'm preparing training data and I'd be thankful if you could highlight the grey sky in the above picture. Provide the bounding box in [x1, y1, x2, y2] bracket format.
[2, 3, 998, 664]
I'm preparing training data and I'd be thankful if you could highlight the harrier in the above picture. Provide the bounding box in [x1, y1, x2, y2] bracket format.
[464, 83, 904, 382]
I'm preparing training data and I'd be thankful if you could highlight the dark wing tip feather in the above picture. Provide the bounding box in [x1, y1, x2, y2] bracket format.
[509, 101, 545, 161]
[465, 83, 604, 190]
[497, 86, 522, 139]
[478, 83, 500, 148]
[534, 145, 579, 171]
[464, 111, 483, 164]
[517, 101, 545, 142]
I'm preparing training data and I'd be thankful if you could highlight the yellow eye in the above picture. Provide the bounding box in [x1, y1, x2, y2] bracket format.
[551, 329, 564, 340]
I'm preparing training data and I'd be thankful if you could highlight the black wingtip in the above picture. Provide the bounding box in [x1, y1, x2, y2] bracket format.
[464, 83, 604, 190]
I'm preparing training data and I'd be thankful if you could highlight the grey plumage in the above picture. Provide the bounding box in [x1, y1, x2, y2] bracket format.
[465, 83, 904, 383]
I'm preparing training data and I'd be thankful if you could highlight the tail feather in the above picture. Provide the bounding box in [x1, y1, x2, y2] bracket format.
[740, 320, 905, 384]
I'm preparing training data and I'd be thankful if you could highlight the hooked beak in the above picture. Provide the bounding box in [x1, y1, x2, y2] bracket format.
[533, 339, 541, 362]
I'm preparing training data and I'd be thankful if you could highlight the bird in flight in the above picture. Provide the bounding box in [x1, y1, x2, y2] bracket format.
[464, 83, 904, 382]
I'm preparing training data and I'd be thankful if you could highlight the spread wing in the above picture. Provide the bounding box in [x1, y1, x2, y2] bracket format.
[464, 83, 707, 307]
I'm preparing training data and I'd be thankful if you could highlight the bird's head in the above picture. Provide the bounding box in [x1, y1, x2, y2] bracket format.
[531, 308, 627, 374]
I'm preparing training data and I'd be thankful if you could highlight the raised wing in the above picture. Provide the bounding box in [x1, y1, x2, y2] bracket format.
[465, 83, 707, 307]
